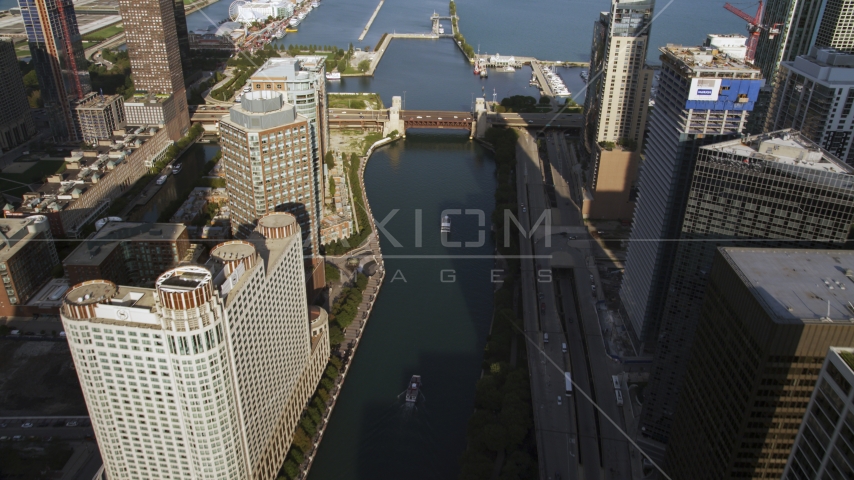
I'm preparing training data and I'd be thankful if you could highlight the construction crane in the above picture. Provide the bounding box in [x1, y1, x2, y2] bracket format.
[723, 1, 781, 62]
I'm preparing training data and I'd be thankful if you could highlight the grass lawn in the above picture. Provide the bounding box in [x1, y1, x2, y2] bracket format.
[328, 93, 383, 110]
[0, 160, 66, 198]
[82, 23, 124, 42]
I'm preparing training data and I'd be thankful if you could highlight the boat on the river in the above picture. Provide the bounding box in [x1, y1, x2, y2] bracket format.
[289, 17, 300, 27]
[326, 72, 341, 81]
[156, 175, 168, 185]
[172, 163, 182, 175]
[405, 375, 422, 403]
[311, 0, 319, 6]
[438, 24, 444, 34]
[480, 67, 488, 78]
[441, 215, 451, 233]
[501, 66, 515, 72]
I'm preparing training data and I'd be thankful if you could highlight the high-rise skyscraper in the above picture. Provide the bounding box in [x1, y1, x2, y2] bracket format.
[220, 91, 325, 299]
[0, 37, 35, 151]
[60, 212, 330, 480]
[171, 0, 192, 84]
[753, 0, 824, 79]
[638, 130, 854, 458]
[17, 0, 91, 141]
[75, 92, 126, 144]
[748, 0, 854, 134]
[766, 47, 854, 165]
[620, 45, 763, 351]
[250, 56, 329, 229]
[583, 0, 654, 148]
[664, 247, 854, 479]
[117, 0, 189, 140]
[783, 346, 854, 480]
[813, 0, 854, 52]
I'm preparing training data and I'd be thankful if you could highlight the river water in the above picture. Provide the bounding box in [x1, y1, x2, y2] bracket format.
[128, 143, 220, 223]
[309, 130, 498, 480]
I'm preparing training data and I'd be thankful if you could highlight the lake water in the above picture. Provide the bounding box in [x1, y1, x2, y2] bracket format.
[188, 0, 747, 64]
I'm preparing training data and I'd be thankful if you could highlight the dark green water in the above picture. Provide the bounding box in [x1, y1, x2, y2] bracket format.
[308, 130, 497, 480]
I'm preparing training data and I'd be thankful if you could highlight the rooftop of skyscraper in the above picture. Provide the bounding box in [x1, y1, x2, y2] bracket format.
[64, 222, 187, 267]
[661, 44, 759, 72]
[252, 57, 313, 81]
[225, 90, 304, 130]
[720, 247, 854, 325]
[701, 129, 854, 174]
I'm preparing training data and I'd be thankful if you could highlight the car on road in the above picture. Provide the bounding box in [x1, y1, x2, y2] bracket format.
[416, 116, 423, 119]
[522, 207, 526, 213]
[65, 421, 78, 427]
[557, 396, 562, 405]
[12, 435, 22, 441]
[527, 120, 533, 123]
[568, 236, 577, 240]
[538, 292, 544, 300]
[540, 302, 545, 315]
[0, 436, 8, 441]
[0, 423, 7, 428]
[21, 423, 33, 428]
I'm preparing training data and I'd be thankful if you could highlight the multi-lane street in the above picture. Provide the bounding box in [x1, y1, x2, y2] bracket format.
[516, 128, 634, 480]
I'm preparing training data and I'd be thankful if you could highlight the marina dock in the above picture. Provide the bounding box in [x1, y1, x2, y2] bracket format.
[358, 0, 385, 41]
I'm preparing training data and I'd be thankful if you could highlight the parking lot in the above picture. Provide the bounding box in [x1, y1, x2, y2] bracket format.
[0, 339, 87, 417]
[0, 416, 93, 442]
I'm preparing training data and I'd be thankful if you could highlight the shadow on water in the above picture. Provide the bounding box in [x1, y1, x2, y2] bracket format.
[354, 352, 485, 480]
[308, 130, 496, 480]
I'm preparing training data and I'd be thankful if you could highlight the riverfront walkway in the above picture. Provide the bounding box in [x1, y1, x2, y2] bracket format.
[297, 139, 390, 480]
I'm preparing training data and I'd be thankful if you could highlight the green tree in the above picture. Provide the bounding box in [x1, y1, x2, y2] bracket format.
[325, 262, 340, 282]
[329, 325, 344, 345]
[357, 60, 370, 73]
[324, 365, 338, 379]
[482, 423, 508, 453]
[292, 427, 312, 453]
[328, 176, 336, 196]
[337, 58, 347, 73]
[22, 70, 39, 90]
[282, 460, 300, 479]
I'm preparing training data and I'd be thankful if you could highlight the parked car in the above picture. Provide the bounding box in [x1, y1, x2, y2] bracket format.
[65, 421, 78, 427]
[21, 423, 33, 428]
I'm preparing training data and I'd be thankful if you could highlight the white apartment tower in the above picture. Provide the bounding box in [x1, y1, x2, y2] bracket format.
[583, 0, 654, 148]
[61, 212, 329, 480]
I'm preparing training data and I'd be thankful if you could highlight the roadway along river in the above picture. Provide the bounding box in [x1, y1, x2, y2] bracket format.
[308, 130, 497, 480]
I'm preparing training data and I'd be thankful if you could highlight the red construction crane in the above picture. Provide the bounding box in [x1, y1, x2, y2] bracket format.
[723, 1, 781, 62]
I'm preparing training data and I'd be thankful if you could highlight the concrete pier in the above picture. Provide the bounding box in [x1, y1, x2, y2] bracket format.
[358, 0, 384, 41]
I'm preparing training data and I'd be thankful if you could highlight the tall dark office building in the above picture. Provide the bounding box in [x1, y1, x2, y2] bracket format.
[665, 247, 854, 479]
[117, 0, 190, 140]
[620, 45, 763, 354]
[639, 130, 854, 457]
[171, 0, 192, 85]
[17, 0, 91, 142]
[0, 37, 35, 151]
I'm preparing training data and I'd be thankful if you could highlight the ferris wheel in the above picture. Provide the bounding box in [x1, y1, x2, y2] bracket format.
[228, 0, 246, 22]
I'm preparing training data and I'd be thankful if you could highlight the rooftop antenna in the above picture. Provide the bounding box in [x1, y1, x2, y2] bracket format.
[492, 88, 497, 104]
